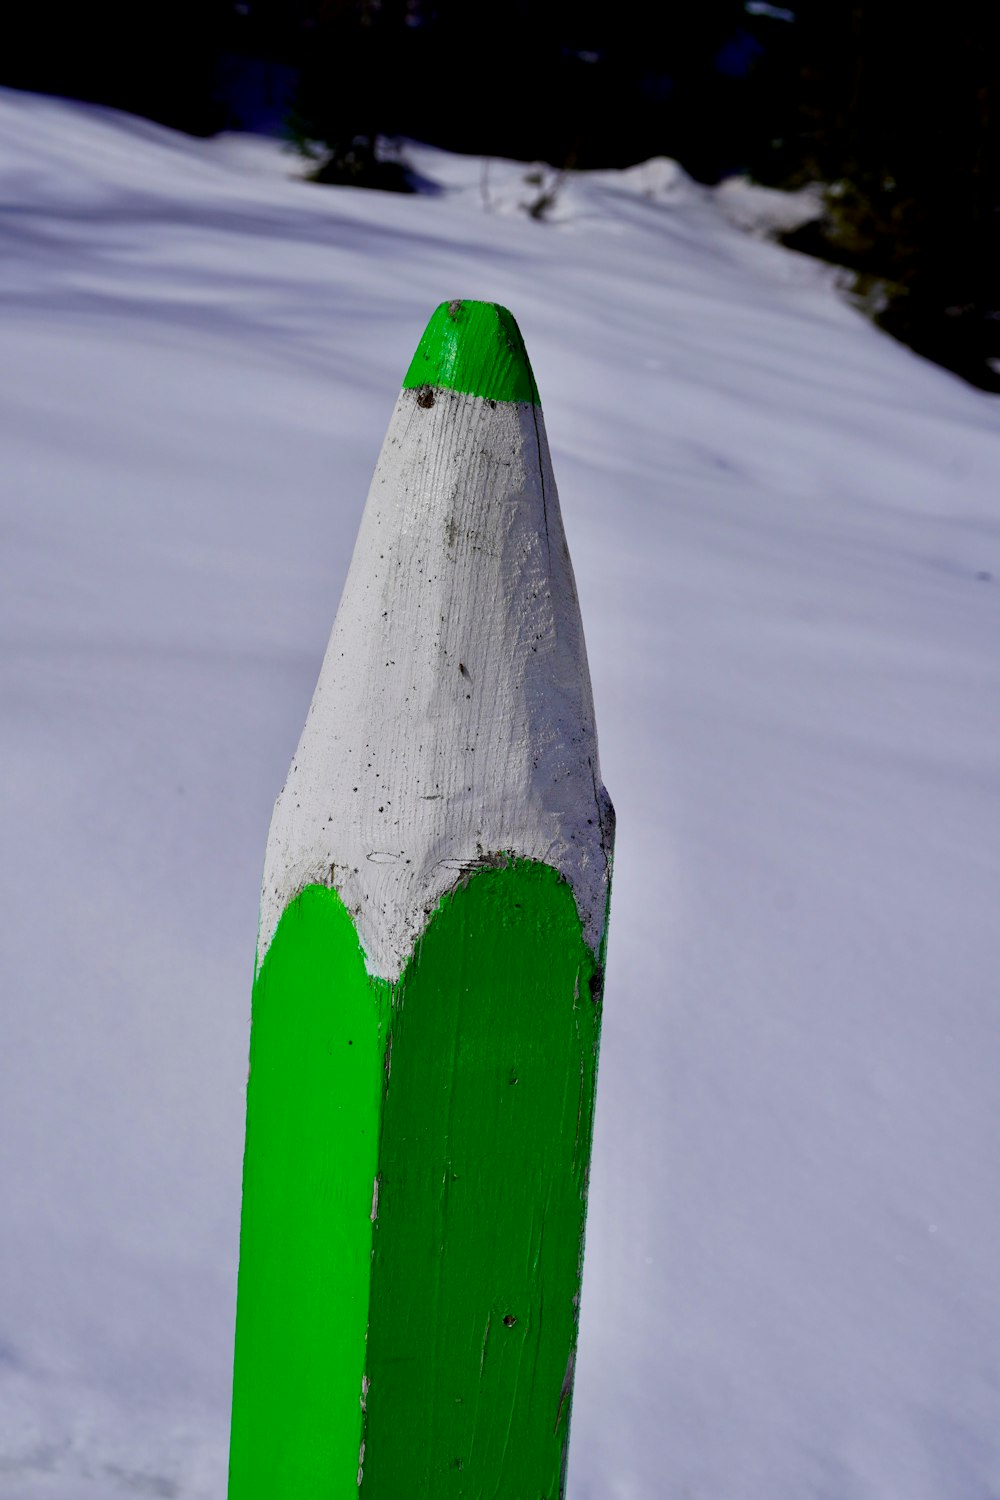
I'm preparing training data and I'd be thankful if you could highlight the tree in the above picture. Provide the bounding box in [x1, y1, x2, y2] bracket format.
[749, 4, 1000, 390]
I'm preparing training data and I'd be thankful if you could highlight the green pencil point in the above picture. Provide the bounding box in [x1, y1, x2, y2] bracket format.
[402, 300, 540, 405]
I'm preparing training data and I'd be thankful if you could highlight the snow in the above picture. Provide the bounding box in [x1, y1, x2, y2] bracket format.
[2, 85, 1000, 1499]
[715, 173, 824, 237]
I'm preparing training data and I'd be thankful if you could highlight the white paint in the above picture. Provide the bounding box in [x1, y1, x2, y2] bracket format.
[258, 385, 614, 979]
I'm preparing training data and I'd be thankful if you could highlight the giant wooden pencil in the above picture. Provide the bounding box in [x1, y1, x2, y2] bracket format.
[229, 300, 614, 1499]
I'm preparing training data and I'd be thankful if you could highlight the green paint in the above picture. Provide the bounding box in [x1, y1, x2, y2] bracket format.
[229, 860, 603, 1499]
[229, 886, 388, 1499]
[402, 300, 540, 406]
[361, 861, 601, 1499]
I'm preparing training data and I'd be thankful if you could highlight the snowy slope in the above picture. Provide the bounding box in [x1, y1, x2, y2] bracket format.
[2, 87, 1000, 1500]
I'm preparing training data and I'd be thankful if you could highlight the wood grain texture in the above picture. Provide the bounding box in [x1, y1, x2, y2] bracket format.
[363, 859, 600, 1499]
[257, 377, 613, 980]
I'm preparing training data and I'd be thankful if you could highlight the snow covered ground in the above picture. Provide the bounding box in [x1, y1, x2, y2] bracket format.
[3, 86, 1000, 1499]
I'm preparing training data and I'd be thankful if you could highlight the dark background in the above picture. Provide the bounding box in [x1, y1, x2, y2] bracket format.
[4, 1, 1000, 390]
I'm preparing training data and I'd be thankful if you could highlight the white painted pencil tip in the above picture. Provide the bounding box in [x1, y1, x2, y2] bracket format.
[258, 308, 612, 977]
